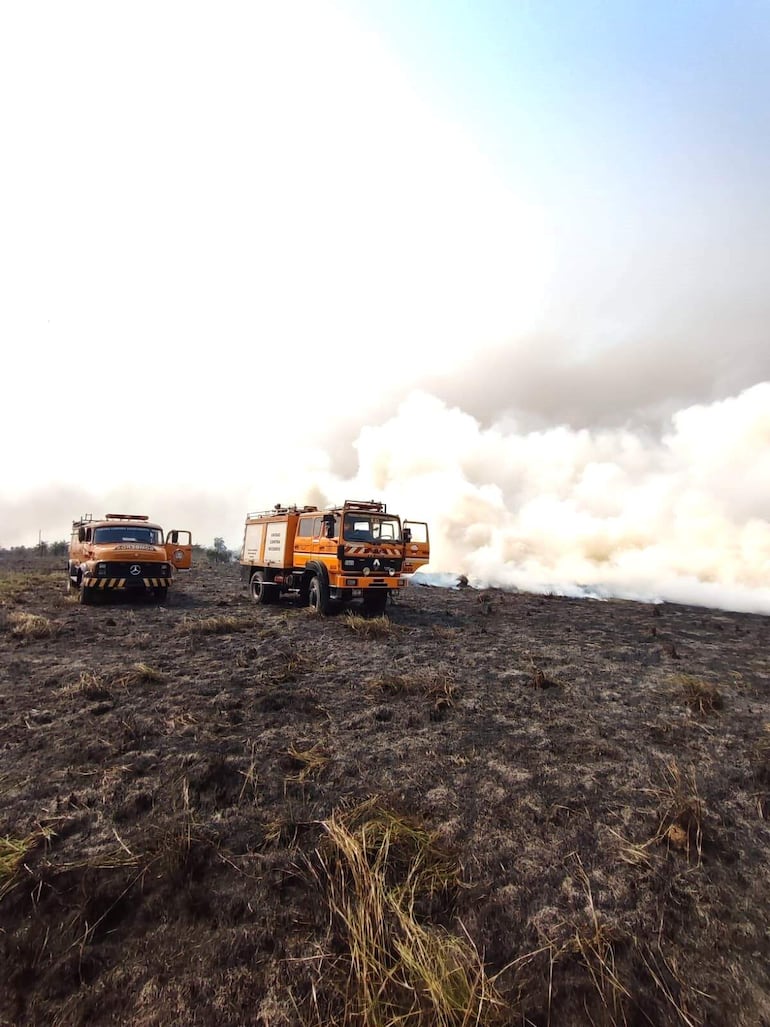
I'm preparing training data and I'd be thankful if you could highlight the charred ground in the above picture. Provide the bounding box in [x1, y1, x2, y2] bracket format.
[1, 552, 769, 1026]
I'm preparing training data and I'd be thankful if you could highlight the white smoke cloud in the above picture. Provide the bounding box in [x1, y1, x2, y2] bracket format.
[3, 383, 769, 616]
[311, 383, 770, 614]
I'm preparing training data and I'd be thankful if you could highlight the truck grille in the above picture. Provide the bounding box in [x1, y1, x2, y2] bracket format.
[340, 556, 402, 575]
[104, 561, 168, 577]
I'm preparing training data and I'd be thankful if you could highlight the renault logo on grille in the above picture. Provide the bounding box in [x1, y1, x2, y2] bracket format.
[373, 559, 381, 569]
[130, 564, 141, 575]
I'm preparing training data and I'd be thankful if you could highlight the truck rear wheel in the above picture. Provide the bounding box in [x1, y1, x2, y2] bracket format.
[363, 590, 388, 615]
[250, 571, 277, 605]
[308, 574, 330, 615]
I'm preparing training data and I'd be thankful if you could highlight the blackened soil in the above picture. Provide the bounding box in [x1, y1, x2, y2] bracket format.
[1, 555, 770, 1026]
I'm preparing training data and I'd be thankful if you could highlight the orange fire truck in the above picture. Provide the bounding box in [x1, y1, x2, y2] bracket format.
[239, 499, 429, 614]
[68, 514, 192, 604]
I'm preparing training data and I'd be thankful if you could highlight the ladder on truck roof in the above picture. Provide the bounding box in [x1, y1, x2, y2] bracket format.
[343, 500, 387, 513]
[245, 504, 319, 519]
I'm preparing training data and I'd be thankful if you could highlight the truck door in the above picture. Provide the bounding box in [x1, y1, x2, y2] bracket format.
[403, 521, 430, 574]
[166, 530, 193, 569]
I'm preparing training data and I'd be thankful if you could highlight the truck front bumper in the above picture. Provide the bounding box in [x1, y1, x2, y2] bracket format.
[83, 576, 171, 591]
[83, 561, 172, 590]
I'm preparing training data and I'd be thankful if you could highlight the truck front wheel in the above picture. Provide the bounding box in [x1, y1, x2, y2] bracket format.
[308, 574, 330, 615]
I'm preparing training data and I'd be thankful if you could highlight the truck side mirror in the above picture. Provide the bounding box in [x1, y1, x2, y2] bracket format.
[78, 527, 86, 542]
[323, 514, 335, 538]
[403, 528, 412, 543]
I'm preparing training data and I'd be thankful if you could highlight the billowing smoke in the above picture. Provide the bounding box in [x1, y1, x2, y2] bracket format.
[3, 383, 769, 616]
[311, 383, 770, 614]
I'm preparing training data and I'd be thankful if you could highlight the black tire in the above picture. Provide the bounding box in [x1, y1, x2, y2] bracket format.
[154, 586, 168, 603]
[308, 574, 330, 614]
[362, 590, 388, 615]
[78, 582, 93, 605]
[250, 571, 277, 605]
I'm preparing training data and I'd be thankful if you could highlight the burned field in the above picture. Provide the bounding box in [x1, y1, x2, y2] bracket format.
[1, 555, 769, 1026]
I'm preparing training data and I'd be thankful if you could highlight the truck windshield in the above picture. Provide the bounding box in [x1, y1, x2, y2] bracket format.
[93, 526, 162, 544]
[343, 515, 402, 543]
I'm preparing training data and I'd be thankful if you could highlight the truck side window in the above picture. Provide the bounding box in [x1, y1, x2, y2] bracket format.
[297, 516, 314, 536]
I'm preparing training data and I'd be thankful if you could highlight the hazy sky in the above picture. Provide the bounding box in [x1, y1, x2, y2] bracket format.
[2, 2, 769, 610]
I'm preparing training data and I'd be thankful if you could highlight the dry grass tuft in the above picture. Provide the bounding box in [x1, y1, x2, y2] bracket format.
[306, 799, 509, 1026]
[238, 741, 260, 804]
[0, 828, 54, 898]
[182, 614, 253, 636]
[344, 613, 397, 639]
[755, 724, 770, 785]
[107, 663, 166, 689]
[286, 742, 331, 783]
[8, 611, 55, 639]
[145, 779, 201, 881]
[752, 724, 770, 818]
[431, 625, 461, 640]
[64, 670, 113, 701]
[530, 667, 557, 689]
[672, 674, 723, 715]
[369, 666, 456, 706]
[0, 836, 33, 887]
[567, 858, 631, 1017]
[255, 652, 310, 686]
[605, 826, 655, 869]
[647, 759, 705, 863]
[128, 662, 165, 684]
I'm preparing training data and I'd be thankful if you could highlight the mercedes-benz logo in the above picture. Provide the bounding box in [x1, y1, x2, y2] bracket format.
[130, 564, 141, 575]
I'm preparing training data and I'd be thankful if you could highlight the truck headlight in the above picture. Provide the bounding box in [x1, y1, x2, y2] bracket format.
[96, 563, 108, 576]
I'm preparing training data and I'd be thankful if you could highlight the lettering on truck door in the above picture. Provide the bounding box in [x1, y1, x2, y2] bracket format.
[265, 522, 288, 566]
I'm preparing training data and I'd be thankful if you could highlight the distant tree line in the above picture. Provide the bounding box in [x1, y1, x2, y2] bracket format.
[0, 540, 68, 557]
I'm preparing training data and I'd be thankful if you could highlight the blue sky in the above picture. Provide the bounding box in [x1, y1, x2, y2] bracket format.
[343, 1, 770, 186]
[342, 0, 770, 310]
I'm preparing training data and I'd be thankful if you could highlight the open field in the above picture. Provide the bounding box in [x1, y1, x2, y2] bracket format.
[1, 552, 769, 1026]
